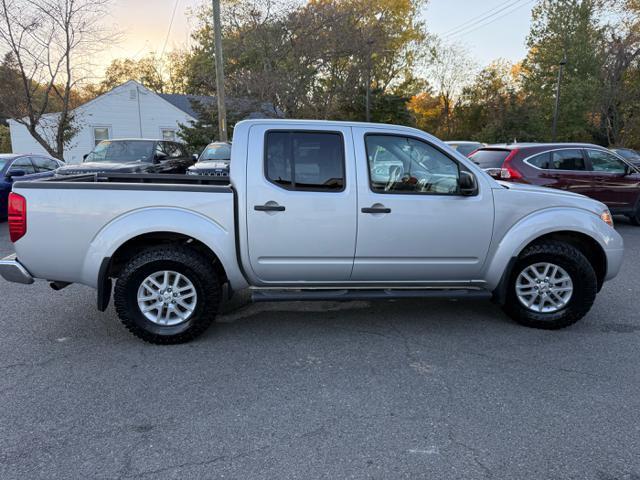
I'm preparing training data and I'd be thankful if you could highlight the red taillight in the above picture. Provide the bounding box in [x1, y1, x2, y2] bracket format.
[502, 149, 522, 180]
[8, 193, 26, 243]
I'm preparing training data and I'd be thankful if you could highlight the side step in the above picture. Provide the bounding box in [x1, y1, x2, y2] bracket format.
[251, 288, 491, 303]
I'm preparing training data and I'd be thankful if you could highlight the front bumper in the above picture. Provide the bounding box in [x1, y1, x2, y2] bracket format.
[604, 248, 625, 282]
[0, 254, 34, 284]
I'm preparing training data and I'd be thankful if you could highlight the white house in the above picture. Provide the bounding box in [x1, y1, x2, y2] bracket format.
[8, 81, 197, 164]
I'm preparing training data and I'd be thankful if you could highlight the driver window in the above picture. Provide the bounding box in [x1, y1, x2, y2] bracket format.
[587, 150, 628, 174]
[365, 135, 460, 194]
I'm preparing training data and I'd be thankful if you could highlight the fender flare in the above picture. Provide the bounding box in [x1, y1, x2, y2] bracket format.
[484, 207, 616, 292]
[80, 207, 247, 310]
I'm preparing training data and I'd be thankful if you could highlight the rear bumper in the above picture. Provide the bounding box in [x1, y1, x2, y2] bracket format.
[0, 254, 34, 285]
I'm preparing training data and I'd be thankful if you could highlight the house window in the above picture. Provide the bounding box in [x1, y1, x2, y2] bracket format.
[161, 128, 177, 141]
[93, 127, 110, 147]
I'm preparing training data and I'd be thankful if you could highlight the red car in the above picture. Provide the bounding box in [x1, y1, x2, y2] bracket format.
[469, 143, 640, 225]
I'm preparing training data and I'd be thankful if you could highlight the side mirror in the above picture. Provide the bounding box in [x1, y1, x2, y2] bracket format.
[83, 153, 89, 161]
[459, 171, 478, 196]
[154, 153, 168, 162]
[192, 154, 199, 162]
[7, 169, 26, 179]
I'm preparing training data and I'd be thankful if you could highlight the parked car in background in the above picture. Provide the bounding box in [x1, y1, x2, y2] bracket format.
[611, 148, 640, 167]
[56, 139, 194, 176]
[0, 154, 63, 221]
[187, 141, 231, 177]
[469, 143, 640, 224]
[446, 141, 485, 157]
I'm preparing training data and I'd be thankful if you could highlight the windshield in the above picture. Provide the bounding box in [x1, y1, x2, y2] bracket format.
[199, 143, 231, 162]
[469, 149, 512, 168]
[85, 140, 155, 163]
[615, 149, 640, 160]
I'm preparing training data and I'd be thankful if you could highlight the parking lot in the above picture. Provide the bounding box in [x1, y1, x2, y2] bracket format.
[0, 221, 639, 479]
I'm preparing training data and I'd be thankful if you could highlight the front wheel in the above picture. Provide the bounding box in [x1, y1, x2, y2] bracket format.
[503, 241, 597, 330]
[114, 246, 221, 344]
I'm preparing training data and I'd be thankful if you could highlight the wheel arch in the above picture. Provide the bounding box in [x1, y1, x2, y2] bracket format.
[80, 207, 248, 310]
[485, 207, 615, 294]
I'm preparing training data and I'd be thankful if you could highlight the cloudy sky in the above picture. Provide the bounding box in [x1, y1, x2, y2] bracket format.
[98, 0, 535, 73]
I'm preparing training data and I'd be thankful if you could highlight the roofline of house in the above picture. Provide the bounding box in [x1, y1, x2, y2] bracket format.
[9, 80, 198, 124]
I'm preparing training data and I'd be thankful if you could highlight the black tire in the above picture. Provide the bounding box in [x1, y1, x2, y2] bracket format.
[502, 241, 597, 330]
[114, 246, 221, 344]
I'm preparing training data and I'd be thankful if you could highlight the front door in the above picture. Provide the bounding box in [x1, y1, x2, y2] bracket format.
[585, 148, 640, 212]
[246, 125, 358, 283]
[351, 129, 494, 283]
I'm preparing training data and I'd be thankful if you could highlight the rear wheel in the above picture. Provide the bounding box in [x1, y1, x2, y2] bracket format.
[503, 241, 597, 330]
[114, 246, 221, 344]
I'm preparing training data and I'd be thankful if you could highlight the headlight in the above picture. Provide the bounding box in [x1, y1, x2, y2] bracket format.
[600, 209, 614, 228]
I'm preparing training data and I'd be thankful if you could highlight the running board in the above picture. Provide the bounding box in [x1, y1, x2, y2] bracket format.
[251, 288, 491, 303]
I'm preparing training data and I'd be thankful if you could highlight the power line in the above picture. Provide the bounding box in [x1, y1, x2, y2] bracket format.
[160, 0, 180, 59]
[441, 0, 526, 37]
[447, 0, 537, 39]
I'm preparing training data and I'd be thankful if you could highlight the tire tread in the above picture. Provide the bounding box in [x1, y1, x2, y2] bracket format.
[503, 240, 597, 330]
[114, 246, 220, 344]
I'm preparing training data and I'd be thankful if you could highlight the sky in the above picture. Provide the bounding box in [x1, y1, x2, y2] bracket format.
[97, 0, 536, 74]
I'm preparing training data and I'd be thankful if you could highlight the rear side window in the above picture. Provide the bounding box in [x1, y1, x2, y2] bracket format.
[527, 152, 551, 169]
[469, 149, 511, 168]
[33, 157, 59, 172]
[265, 131, 345, 191]
[550, 149, 586, 171]
[10, 157, 36, 174]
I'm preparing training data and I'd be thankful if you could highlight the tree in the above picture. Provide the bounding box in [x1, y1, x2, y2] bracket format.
[522, 0, 606, 142]
[0, 0, 114, 159]
[178, 98, 282, 152]
[99, 50, 190, 94]
[596, 0, 640, 147]
[453, 60, 540, 142]
[0, 124, 10, 152]
[407, 89, 444, 135]
[181, 0, 426, 123]
[419, 39, 475, 138]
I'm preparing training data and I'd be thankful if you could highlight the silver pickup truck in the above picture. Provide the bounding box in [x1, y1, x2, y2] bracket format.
[0, 120, 624, 344]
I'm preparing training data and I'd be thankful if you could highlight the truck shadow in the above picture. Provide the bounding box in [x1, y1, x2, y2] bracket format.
[208, 297, 515, 342]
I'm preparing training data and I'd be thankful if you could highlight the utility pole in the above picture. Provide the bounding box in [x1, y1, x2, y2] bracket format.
[551, 54, 567, 142]
[365, 38, 374, 123]
[212, 0, 228, 142]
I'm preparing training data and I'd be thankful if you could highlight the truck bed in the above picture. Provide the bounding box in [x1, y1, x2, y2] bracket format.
[11, 173, 237, 288]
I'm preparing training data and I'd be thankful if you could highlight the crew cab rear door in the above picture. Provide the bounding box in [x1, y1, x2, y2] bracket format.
[246, 124, 357, 283]
[351, 128, 494, 282]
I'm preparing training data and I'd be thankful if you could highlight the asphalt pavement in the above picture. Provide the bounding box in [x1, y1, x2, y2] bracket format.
[1, 221, 639, 479]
